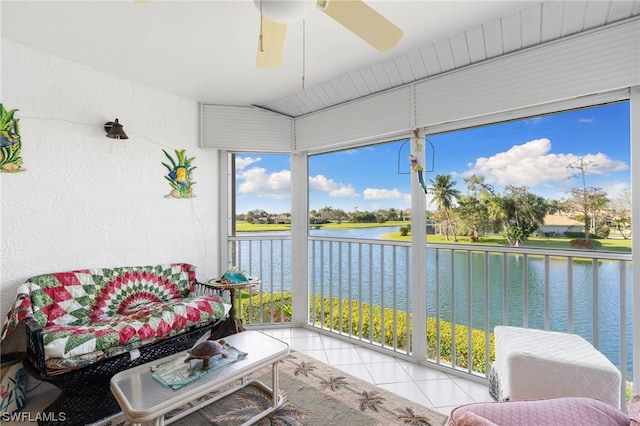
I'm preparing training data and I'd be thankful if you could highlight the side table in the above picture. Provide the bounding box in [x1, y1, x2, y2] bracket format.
[203, 278, 260, 338]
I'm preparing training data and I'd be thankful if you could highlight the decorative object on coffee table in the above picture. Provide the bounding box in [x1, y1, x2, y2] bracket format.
[184, 331, 228, 370]
[152, 337, 247, 389]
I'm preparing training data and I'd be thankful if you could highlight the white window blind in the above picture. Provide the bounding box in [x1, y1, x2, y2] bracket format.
[201, 104, 293, 152]
[294, 86, 413, 154]
[201, 20, 638, 154]
[414, 20, 639, 128]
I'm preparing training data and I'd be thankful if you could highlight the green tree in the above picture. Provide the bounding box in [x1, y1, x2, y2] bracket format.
[351, 210, 377, 223]
[455, 194, 489, 239]
[318, 206, 335, 222]
[500, 185, 549, 246]
[456, 175, 495, 239]
[245, 209, 268, 223]
[588, 188, 609, 232]
[387, 208, 399, 221]
[566, 158, 599, 242]
[464, 175, 548, 246]
[428, 174, 461, 242]
[609, 188, 632, 239]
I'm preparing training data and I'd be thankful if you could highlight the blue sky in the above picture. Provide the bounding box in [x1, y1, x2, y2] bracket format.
[235, 101, 630, 214]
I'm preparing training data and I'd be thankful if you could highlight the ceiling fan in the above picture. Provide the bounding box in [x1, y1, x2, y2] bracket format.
[255, 0, 403, 69]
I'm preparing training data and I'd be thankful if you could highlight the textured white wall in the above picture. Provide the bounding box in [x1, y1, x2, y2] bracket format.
[0, 40, 221, 320]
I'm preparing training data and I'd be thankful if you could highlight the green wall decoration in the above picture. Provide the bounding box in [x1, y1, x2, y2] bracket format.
[0, 104, 25, 172]
[162, 149, 196, 198]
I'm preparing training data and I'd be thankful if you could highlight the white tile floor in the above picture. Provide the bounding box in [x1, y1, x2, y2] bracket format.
[260, 327, 494, 416]
[7, 327, 494, 424]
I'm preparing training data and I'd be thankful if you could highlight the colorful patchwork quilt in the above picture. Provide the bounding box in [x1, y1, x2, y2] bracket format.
[1, 264, 227, 368]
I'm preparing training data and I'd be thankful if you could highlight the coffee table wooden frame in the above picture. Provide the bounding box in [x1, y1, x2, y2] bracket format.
[110, 330, 289, 426]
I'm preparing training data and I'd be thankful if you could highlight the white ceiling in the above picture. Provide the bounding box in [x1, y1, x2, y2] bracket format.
[2, 1, 639, 117]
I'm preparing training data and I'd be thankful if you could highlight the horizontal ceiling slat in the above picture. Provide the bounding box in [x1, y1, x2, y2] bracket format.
[287, 95, 308, 116]
[541, 2, 564, 40]
[521, 6, 542, 46]
[449, 32, 470, 68]
[483, 19, 504, 58]
[466, 26, 486, 63]
[338, 75, 361, 99]
[609, 1, 639, 20]
[313, 84, 333, 107]
[501, 13, 523, 53]
[358, 67, 381, 92]
[562, 1, 588, 36]
[373, 63, 393, 89]
[584, 1, 611, 28]
[382, 60, 403, 87]
[434, 38, 455, 72]
[394, 56, 415, 84]
[419, 44, 442, 76]
[329, 79, 350, 104]
[349, 70, 372, 95]
[406, 50, 428, 80]
[299, 90, 322, 111]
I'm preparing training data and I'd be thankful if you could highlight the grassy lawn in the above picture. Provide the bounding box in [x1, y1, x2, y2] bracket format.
[315, 220, 409, 229]
[235, 220, 409, 232]
[235, 221, 631, 252]
[384, 232, 632, 253]
[235, 222, 291, 232]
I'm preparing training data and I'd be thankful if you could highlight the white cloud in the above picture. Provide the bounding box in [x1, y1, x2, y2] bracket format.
[329, 186, 357, 197]
[464, 138, 628, 188]
[235, 156, 261, 170]
[363, 188, 409, 202]
[237, 170, 357, 201]
[238, 167, 290, 199]
[309, 174, 357, 197]
[603, 181, 630, 200]
[578, 152, 629, 174]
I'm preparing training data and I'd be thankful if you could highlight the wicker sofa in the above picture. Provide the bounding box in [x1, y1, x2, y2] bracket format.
[1, 263, 230, 426]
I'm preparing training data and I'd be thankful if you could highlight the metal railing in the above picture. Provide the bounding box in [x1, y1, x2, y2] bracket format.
[228, 234, 633, 403]
[228, 234, 293, 324]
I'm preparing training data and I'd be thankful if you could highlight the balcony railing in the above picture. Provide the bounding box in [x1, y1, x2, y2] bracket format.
[228, 234, 633, 406]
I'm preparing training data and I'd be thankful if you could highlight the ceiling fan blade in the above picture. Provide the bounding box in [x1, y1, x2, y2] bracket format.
[257, 16, 287, 69]
[319, 0, 403, 52]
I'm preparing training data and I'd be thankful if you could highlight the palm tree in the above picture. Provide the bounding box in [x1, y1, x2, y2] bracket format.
[428, 174, 460, 242]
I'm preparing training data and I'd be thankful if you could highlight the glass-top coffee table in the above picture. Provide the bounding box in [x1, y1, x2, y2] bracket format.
[110, 330, 289, 425]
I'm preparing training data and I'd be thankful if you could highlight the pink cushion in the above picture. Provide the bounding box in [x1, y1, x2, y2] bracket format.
[449, 397, 630, 426]
[628, 395, 640, 426]
[448, 411, 498, 426]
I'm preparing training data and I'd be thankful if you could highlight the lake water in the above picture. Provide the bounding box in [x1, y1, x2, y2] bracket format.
[236, 226, 633, 378]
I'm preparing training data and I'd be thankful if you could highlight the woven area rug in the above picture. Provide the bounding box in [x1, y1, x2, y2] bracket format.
[101, 349, 449, 426]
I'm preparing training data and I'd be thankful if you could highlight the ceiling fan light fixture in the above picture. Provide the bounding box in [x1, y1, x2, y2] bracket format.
[255, 0, 316, 24]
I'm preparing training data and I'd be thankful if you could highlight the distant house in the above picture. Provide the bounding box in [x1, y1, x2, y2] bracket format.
[426, 219, 436, 235]
[538, 214, 583, 237]
[272, 214, 291, 224]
